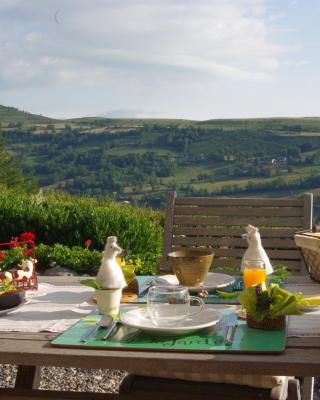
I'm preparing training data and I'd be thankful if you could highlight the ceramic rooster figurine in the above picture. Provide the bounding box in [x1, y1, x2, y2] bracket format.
[96, 236, 127, 289]
[4, 259, 35, 280]
[241, 225, 273, 275]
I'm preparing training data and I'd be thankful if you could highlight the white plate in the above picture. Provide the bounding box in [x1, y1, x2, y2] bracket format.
[120, 306, 221, 336]
[153, 272, 235, 291]
[298, 296, 320, 313]
[298, 305, 320, 313]
[0, 301, 27, 316]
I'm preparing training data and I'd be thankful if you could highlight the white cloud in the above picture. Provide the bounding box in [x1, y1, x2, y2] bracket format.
[0, 0, 308, 118]
[0, 1, 285, 83]
[25, 32, 42, 44]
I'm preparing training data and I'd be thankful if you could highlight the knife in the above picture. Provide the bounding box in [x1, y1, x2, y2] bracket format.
[101, 317, 120, 340]
[224, 313, 238, 345]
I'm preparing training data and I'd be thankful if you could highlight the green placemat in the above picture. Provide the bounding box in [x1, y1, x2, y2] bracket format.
[51, 307, 286, 354]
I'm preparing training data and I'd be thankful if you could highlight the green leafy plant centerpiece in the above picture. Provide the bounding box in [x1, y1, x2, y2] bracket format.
[239, 284, 320, 330]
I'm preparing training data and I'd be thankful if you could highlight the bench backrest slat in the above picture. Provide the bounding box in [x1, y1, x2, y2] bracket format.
[163, 192, 313, 275]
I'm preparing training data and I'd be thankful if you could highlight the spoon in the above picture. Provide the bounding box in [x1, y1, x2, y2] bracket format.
[80, 316, 111, 342]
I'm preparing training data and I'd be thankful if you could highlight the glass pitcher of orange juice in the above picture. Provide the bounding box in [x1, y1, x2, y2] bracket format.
[243, 260, 266, 289]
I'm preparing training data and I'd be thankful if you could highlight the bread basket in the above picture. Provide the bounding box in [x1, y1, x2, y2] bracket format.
[295, 231, 320, 282]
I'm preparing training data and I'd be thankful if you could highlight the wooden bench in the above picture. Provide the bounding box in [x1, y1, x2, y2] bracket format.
[159, 191, 313, 275]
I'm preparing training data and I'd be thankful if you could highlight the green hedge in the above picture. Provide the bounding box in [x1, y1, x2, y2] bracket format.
[36, 243, 158, 275]
[0, 190, 163, 259]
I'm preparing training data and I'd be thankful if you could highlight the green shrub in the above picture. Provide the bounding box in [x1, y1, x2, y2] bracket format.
[36, 243, 157, 276]
[128, 252, 159, 275]
[48, 244, 101, 274]
[0, 190, 163, 258]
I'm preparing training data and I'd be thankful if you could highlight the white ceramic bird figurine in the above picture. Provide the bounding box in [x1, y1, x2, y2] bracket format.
[96, 236, 127, 289]
[241, 225, 273, 275]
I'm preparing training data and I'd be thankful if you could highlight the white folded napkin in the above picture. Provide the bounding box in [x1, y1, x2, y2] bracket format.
[154, 274, 179, 286]
[288, 311, 320, 337]
[284, 283, 320, 337]
[0, 283, 95, 333]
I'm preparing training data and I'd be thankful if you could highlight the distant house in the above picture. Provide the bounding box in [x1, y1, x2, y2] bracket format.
[180, 154, 206, 163]
[271, 156, 287, 165]
[224, 155, 236, 161]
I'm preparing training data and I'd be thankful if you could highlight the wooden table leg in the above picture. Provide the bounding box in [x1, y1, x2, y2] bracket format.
[15, 365, 40, 390]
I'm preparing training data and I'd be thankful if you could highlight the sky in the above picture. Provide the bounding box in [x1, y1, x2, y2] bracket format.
[0, 0, 319, 120]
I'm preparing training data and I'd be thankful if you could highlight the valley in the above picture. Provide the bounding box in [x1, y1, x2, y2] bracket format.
[1, 105, 320, 220]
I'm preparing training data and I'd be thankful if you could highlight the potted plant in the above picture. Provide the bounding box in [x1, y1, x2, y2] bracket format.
[0, 277, 25, 310]
[0, 232, 38, 292]
[239, 284, 320, 330]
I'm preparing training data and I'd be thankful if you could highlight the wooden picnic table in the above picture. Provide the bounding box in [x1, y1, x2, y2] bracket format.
[0, 275, 319, 400]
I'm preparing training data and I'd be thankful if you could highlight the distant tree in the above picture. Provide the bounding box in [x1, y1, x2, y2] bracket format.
[0, 140, 36, 192]
[64, 124, 72, 133]
[46, 124, 55, 132]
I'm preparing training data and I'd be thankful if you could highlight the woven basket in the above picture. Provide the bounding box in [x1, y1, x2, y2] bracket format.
[295, 231, 320, 282]
[246, 315, 285, 330]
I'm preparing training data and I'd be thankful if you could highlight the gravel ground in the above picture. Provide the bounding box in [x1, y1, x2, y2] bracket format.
[1, 364, 320, 397]
[0, 364, 127, 393]
[315, 379, 320, 400]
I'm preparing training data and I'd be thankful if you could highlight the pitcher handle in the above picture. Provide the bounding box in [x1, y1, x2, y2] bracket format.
[188, 296, 204, 316]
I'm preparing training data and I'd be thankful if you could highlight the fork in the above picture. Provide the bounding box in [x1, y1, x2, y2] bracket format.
[233, 280, 243, 291]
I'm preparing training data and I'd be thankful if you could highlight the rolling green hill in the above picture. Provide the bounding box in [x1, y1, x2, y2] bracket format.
[1, 105, 320, 220]
[199, 117, 320, 131]
[0, 105, 57, 124]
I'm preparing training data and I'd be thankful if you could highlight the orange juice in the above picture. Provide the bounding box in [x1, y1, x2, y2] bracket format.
[243, 267, 266, 288]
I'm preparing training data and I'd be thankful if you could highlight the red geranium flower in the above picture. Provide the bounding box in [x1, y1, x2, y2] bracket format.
[84, 239, 92, 248]
[19, 232, 36, 242]
[24, 249, 30, 257]
[9, 237, 19, 248]
[0, 251, 5, 260]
